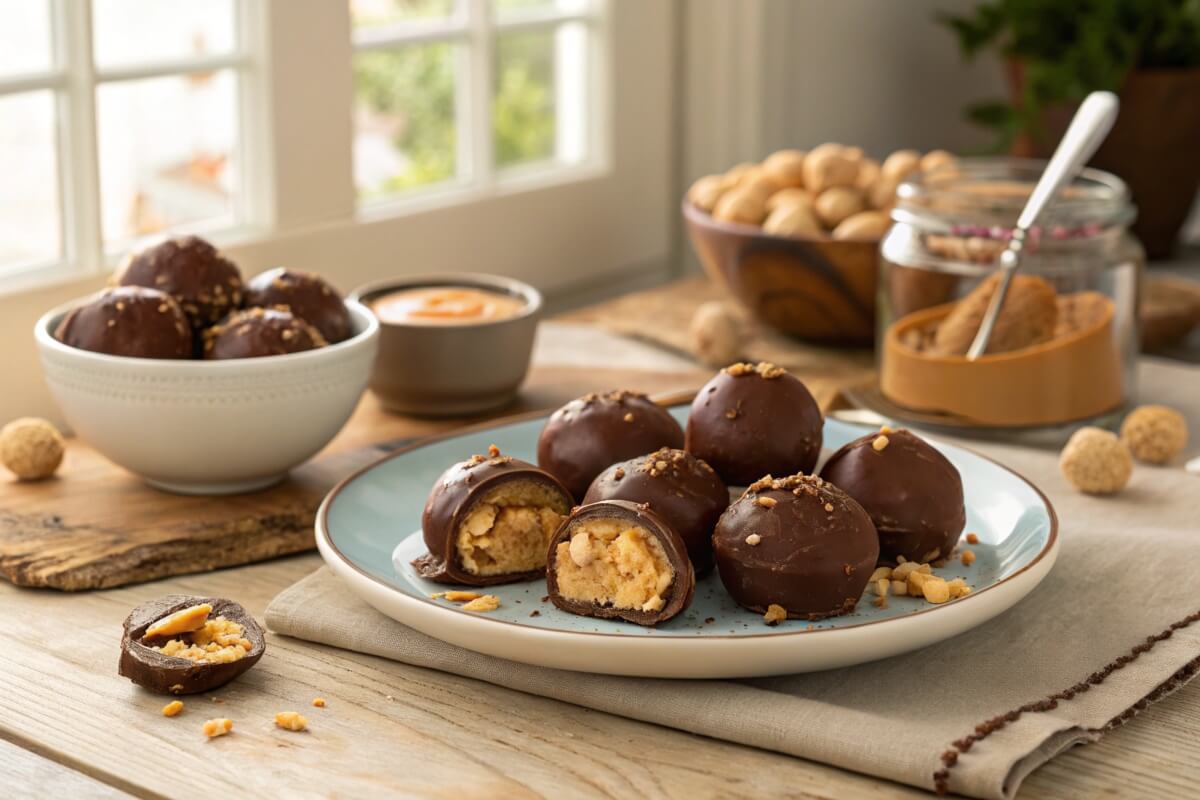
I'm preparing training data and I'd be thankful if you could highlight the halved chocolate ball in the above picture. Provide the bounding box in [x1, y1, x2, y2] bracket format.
[685, 362, 823, 486]
[546, 500, 695, 626]
[820, 428, 965, 564]
[537, 390, 684, 500]
[114, 236, 243, 330]
[118, 595, 265, 695]
[244, 267, 351, 344]
[202, 308, 327, 360]
[583, 447, 728, 574]
[414, 446, 574, 585]
[713, 474, 878, 620]
[55, 286, 193, 359]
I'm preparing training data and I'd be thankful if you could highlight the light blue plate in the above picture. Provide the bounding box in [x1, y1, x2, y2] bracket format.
[317, 406, 1058, 670]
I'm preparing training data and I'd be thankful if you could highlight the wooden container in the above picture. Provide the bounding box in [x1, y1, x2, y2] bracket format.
[682, 201, 877, 346]
[881, 299, 1123, 427]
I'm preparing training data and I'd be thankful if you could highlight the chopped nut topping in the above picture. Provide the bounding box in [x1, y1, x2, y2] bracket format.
[961, 549, 976, 566]
[880, 425, 893, 433]
[873, 578, 890, 597]
[432, 591, 482, 602]
[152, 617, 251, 665]
[872, 595, 889, 609]
[921, 577, 951, 604]
[613, 467, 625, 480]
[744, 533, 762, 546]
[461, 595, 501, 612]
[824, 502, 834, 513]
[763, 604, 787, 625]
[921, 548, 941, 563]
[966, 532, 980, 545]
[203, 718, 233, 738]
[487, 444, 500, 458]
[146, 603, 213, 639]
[274, 711, 307, 732]
[872, 435, 890, 451]
[756, 496, 777, 509]
[725, 408, 739, 420]
[843, 564, 854, 576]
[312, 698, 327, 708]
[623, 412, 634, 422]
[869, 566, 893, 582]
[162, 701, 184, 717]
[891, 580, 908, 596]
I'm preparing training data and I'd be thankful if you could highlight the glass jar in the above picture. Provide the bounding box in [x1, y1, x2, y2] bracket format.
[878, 158, 1142, 430]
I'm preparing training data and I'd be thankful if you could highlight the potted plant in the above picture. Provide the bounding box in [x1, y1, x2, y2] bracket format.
[941, 0, 1200, 258]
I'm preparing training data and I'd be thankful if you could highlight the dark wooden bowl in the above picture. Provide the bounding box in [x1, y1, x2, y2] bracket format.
[682, 201, 878, 346]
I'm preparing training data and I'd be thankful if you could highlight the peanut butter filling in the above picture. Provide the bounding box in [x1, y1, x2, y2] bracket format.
[553, 520, 674, 613]
[454, 481, 567, 576]
[149, 617, 253, 665]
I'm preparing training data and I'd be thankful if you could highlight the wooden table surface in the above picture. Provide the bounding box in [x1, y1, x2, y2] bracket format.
[2, 314, 1198, 799]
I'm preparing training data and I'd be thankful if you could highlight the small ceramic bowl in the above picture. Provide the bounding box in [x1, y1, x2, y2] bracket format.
[352, 273, 542, 417]
[683, 200, 879, 345]
[35, 297, 380, 495]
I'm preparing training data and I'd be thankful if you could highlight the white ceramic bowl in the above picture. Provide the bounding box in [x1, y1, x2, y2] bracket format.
[35, 297, 380, 495]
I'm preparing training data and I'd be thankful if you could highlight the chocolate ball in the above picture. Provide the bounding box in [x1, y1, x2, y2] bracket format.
[202, 308, 326, 360]
[583, 447, 728, 574]
[537, 390, 685, 500]
[115, 236, 243, 330]
[713, 474, 879, 620]
[244, 267, 351, 343]
[55, 287, 193, 359]
[415, 446, 574, 585]
[546, 499, 695, 626]
[685, 362, 823, 486]
[820, 428, 965, 563]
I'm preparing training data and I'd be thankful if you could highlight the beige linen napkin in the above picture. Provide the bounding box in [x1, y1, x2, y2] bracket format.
[266, 360, 1200, 799]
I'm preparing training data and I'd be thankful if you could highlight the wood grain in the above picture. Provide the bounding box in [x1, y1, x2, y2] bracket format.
[0, 553, 1196, 799]
[0, 737, 131, 799]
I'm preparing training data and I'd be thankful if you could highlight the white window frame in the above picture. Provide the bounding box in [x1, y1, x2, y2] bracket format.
[350, 0, 610, 218]
[0, 0, 266, 293]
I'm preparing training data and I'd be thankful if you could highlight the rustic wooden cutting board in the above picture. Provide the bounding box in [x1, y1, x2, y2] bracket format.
[0, 365, 712, 591]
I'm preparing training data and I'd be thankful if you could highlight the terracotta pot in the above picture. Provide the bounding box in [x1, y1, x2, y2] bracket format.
[1006, 62, 1200, 259]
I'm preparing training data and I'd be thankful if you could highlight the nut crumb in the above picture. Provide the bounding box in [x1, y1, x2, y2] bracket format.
[432, 591, 482, 602]
[725, 408, 738, 420]
[763, 604, 787, 625]
[488, 444, 500, 457]
[146, 603, 213, 639]
[275, 711, 307, 732]
[623, 412, 634, 422]
[744, 533, 762, 546]
[461, 595, 500, 612]
[966, 532, 980, 544]
[312, 698, 326, 708]
[162, 701, 184, 717]
[824, 502, 834, 513]
[873, 578, 890, 597]
[891, 580, 908, 596]
[961, 550, 976, 566]
[872, 435, 890, 451]
[872, 596, 889, 609]
[869, 566, 893, 582]
[921, 577, 951, 604]
[202, 718, 233, 738]
[529, 610, 541, 617]
[756, 496, 777, 508]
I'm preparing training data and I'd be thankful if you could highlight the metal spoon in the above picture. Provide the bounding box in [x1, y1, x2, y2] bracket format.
[966, 91, 1120, 360]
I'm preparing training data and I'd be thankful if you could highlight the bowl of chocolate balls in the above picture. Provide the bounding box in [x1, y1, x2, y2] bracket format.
[683, 144, 957, 346]
[34, 236, 379, 495]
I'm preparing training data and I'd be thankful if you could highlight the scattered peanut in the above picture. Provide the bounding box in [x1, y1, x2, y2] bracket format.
[312, 698, 327, 708]
[162, 701, 184, 717]
[961, 550, 976, 566]
[763, 604, 788, 626]
[202, 718, 233, 738]
[275, 711, 307, 732]
[461, 595, 501, 612]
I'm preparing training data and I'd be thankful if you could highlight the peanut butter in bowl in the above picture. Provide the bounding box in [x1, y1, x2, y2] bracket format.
[370, 287, 526, 326]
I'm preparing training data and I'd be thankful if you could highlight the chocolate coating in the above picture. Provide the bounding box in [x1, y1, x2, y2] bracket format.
[713, 474, 879, 619]
[582, 447, 728, 575]
[203, 308, 327, 360]
[537, 390, 685, 501]
[115, 236, 243, 330]
[415, 448, 573, 585]
[546, 499, 695, 625]
[820, 428, 965, 563]
[55, 286, 193, 359]
[244, 267, 351, 343]
[685, 362, 823, 486]
[118, 595, 265, 695]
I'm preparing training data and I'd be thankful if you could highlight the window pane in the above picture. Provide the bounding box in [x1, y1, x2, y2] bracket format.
[96, 70, 239, 245]
[354, 44, 457, 199]
[0, 92, 60, 269]
[493, 0, 590, 14]
[0, 0, 53, 75]
[92, 0, 237, 68]
[351, 0, 456, 28]
[494, 29, 558, 168]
